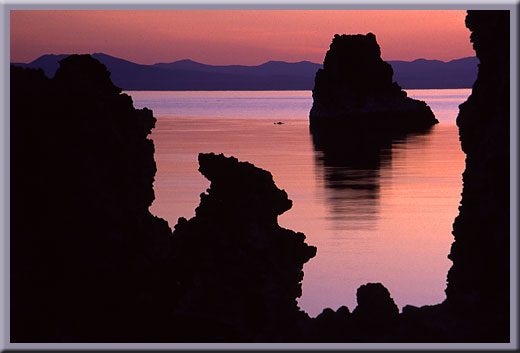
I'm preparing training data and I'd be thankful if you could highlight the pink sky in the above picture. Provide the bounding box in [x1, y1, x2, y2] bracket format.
[10, 10, 474, 65]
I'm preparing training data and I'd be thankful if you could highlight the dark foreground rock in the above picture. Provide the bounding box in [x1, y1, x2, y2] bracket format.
[302, 10, 510, 343]
[10, 8, 509, 342]
[11, 63, 317, 341]
[444, 9, 510, 341]
[170, 153, 317, 341]
[11, 56, 176, 342]
[309, 33, 438, 131]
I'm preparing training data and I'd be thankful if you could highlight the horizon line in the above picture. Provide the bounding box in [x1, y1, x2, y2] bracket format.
[11, 52, 478, 67]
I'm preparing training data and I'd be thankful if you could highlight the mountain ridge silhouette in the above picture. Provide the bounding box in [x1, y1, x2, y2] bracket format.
[12, 52, 478, 90]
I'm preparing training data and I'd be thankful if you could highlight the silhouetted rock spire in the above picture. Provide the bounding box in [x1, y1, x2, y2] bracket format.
[11, 55, 175, 342]
[171, 153, 317, 341]
[304, 15, 509, 342]
[10, 10, 510, 341]
[310, 33, 438, 130]
[445, 10, 510, 341]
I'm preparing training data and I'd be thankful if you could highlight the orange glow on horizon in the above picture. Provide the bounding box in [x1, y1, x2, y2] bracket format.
[11, 10, 474, 65]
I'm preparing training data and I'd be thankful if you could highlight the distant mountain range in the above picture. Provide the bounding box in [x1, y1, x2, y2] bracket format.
[12, 53, 479, 90]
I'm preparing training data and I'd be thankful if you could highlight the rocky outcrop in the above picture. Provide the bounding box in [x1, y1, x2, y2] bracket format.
[309, 33, 438, 131]
[444, 10, 510, 341]
[303, 10, 510, 343]
[10, 8, 509, 342]
[11, 56, 176, 342]
[10, 57, 317, 343]
[301, 282, 402, 342]
[170, 153, 317, 341]
[352, 283, 399, 330]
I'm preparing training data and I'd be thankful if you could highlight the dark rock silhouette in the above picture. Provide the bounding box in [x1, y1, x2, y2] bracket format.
[302, 10, 510, 343]
[11, 56, 177, 342]
[353, 283, 399, 322]
[309, 33, 438, 130]
[10, 9, 509, 343]
[170, 153, 317, 341]
[444, 9, 510, 341]
[300, 282, 402, 342]
[351, 283, 400, 341]
[307, 306, 355, 342]
[11, 58, 317, 342]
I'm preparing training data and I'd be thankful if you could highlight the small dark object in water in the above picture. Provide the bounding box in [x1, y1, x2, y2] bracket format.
[274, 121, 284, 125]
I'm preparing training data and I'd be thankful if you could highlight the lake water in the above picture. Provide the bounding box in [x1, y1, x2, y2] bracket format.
[126, 89, 470, 318]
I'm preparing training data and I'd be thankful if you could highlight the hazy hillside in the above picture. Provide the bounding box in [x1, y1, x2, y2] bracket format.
[12, 53, 479, 90]
[390, 57, 479, 89]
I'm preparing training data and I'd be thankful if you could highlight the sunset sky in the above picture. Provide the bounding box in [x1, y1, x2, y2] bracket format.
[10, 10, 474, 65]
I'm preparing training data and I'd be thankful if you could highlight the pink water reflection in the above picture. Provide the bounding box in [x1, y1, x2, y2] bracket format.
[128, 89, 468, 317]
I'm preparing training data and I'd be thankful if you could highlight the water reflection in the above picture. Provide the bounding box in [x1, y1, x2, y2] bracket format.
[311, 127, 434, 230]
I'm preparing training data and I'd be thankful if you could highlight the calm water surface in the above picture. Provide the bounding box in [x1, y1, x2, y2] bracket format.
[127, 89, 470, 317]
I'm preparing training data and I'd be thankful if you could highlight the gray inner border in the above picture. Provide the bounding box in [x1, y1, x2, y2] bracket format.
[1, 0, 518, 351]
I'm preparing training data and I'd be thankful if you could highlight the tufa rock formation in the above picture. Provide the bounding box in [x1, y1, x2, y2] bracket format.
[303, 10, 510, 343]
[11, 56, 317, 342]
[308, 33, 438, 230]
[444, 9, 510, 341]
[309, 33, 438, 131]
[11, 55, 176, 342]
[300, 282, 401, 342]
[10, 8, 510, 341]
[170, 153, 317, 341]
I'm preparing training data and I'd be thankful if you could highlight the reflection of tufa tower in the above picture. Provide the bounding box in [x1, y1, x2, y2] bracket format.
[311, 118, 435, 231]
